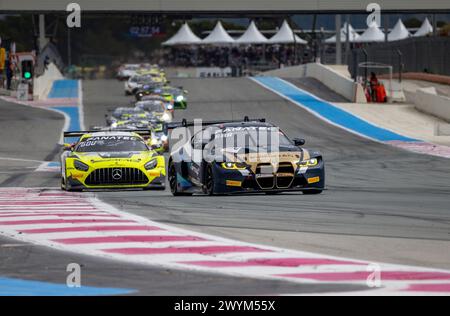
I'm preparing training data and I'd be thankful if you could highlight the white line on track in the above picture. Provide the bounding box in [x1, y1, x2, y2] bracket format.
[250, 77, 382, 143]
[0, 96, 71, 145]
[0, 157, 45, 164]
[1, 187, 450, 295]
[250, 77, 450, 159]
[0, 79, 82, 145]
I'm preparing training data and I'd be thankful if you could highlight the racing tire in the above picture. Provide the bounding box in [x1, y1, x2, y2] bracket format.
[205, 164, 216, 196]
[303, 189, 323, 195]
[168, 162, 192, 196]
[62, 176, 82, 192]
[66, 185, 83, 192]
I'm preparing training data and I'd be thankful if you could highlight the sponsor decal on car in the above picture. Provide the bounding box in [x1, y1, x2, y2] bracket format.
[226, 180, 242, 187]
[307, 176, 321, 184]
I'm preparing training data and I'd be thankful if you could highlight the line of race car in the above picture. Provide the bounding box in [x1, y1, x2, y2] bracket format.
[61, 64, 325, 195]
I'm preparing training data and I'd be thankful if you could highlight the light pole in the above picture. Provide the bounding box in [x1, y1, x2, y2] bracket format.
[345, 15, 351, 65]
[335, 14, 342, 65]
[291, 20, 297, 65]
[67, 27, 72, 67]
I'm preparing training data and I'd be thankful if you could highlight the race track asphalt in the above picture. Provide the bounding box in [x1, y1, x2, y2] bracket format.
[0, 95, 364, 295]
[1, 77, 450, 295]
[90, 78, 450, 270]
[0, 100, 63, 188]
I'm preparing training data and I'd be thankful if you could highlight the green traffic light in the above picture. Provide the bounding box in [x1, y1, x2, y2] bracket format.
[24, 72, 32, 79]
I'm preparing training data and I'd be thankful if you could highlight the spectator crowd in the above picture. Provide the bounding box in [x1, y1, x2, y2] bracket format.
[162, 45, 311, 69]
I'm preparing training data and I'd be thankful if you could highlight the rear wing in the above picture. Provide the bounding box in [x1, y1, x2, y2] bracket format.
[166, 116, 266, 130]
[63, 129, 153, 140]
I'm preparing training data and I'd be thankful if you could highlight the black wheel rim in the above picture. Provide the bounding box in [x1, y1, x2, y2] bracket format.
[169, 165, 177, 193]
[206, 167, 213, 194]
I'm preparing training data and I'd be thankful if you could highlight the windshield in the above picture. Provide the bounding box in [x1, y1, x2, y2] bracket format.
[210, 126, 293, 150]
[136, 101, 165, 112]
[75, 136, 148, 152]
[137, 77, 156, 84]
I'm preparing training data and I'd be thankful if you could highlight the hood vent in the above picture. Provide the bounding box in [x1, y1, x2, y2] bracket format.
[98, 152, 135, 159]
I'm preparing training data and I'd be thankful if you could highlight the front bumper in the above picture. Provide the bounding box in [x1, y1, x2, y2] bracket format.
[66, 175, 166, 190]
[211, 164, 325, 194]
[64, 161, 166, 190]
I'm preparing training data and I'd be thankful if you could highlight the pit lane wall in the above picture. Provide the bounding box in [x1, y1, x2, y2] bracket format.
[405, 87, 450, 123]
[262, 63, 367, 103]
[33, 62, 64, 100]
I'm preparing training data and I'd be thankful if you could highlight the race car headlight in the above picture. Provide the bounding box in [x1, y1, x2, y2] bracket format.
[176, 95, 184, 102]
[221, 162, 247, 170]
[161, 113, 171, 122]
[74, 160, 89, 172]
[145, 159, 158, 170]
[298, 158, 319, 167]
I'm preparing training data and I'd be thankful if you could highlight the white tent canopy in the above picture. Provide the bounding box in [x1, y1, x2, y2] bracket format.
[162, 22, 201, 46]
[414, 18, 433, 37]
[388, 19, 410, 41]
[269, 20, 307, 44]
[202, 21, 235, 45]
[324, 22, 360, 43]
[355, 22, 386, 43]
[235, 21, 268, 44]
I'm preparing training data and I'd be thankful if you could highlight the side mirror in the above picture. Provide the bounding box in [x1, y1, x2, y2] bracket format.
[63, 143, 73, 151]
[293, 138, 306, 146]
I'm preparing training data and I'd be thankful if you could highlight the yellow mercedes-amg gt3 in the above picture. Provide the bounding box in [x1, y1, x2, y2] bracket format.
[60, 131, 165, 191]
